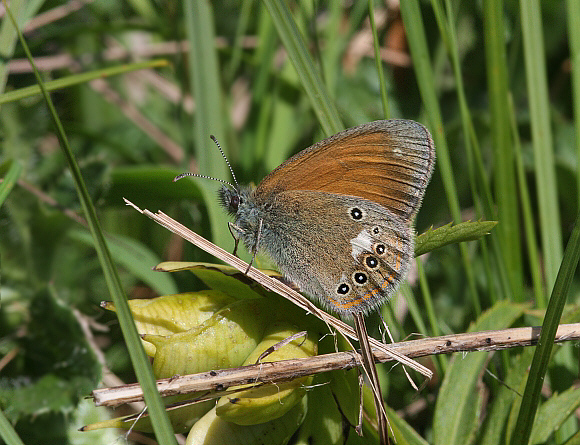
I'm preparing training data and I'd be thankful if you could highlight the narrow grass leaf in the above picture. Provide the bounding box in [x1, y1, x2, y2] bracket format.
[567, 0, 580, 207]
[400, 0, 482, 315]
[0, 159, 22, 206]
[0, 407, 25, 445]
[530, 387, 580, 444]
[262, 0, 343, 136]
[433, 301, 525, 445]
[520, 0, 563, 291]
[483, 0, 523, 300]
[3, 4, 177, 443]
[0, 60, 170, 105]
[479, 347, 534, 445]
[511, 212, 580, 445]
[184, 0, 231, 250]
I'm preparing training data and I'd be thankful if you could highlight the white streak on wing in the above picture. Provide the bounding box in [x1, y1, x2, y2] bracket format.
[351, 229, 373, 260]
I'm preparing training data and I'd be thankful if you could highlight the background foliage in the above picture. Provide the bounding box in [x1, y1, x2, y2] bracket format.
[1, 0, 579, 444]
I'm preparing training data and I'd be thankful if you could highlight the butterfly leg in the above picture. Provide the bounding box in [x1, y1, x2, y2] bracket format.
[228, 222, 242, 257]
[244, 218, 263, 274]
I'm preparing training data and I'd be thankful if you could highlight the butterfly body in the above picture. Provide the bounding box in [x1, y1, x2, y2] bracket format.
[218, 119, 435, 319]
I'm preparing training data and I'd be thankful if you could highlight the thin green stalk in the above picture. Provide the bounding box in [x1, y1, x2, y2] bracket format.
[0, 407, 25, 445]
[520, 0, 563, 291]
[439, 0, 514, 304]
[511, 212, 580, 445]
[225, 0, 254, 83]
[417, 257, 446, 373]
[484, 0, 523, 301]
[400, 282, 428, 338]
[0, 160, 22, 206]
[262, 0, 343, 136]
[184, 0, 231, 249]
[508, 95, 545, 306]
[434, 0, 511, 305]
[400, 0, 481, 316]
[369, 0, 389, 119]
[3, 4, 177, 443]
[567, 0, 580, 208]
[0, 60, 170, 105]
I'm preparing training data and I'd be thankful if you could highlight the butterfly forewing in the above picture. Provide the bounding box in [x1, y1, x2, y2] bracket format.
[255, 120, 435, 222]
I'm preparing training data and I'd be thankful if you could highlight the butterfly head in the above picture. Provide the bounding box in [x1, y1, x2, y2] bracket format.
[218, 185, 242, 216]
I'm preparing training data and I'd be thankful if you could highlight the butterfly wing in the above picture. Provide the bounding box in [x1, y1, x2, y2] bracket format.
[255, 120, 435, 222]
[257, 190, 413, 317]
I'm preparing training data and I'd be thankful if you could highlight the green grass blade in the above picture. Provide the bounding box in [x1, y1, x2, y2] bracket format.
[0, 0, 39, 94]
[262, 0, 343, 136]
[0, 60, 170, 105]
[0, 407, 25, 445]
[3, 5, 177, 444]
[483, 0, 523, 300]
[433, 302, 525, 445]
[225, 0, 254, 82]
[369, 0, 389, 118]
[184, 0, 231, 250]
[511, 211, 580, 445]
[0, 160, 22, 206]
[400, 0, 482, 316]
[520, 0, 563, 291]
[508, 95, 545, 306]
[567, 0, 580, 208]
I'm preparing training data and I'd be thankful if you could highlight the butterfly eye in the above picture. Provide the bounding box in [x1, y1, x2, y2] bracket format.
[349, 207, 364, 221]
[337, 283, 350, 295]
[374, 243, 386, 256]
[353, 272, 368, 285]
[231, 195, 240, 210]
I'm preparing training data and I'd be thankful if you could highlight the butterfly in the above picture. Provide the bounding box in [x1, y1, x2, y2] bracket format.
[216, 119, 435, 319]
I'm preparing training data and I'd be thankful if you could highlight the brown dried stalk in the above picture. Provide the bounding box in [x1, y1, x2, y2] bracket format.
[93, 323, 580, 407]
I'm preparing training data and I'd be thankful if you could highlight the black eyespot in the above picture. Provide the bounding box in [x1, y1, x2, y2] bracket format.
[350, 207, 363, 220]
[365, 256, 379, 269]
[231, 195, 240, 211]
[372, 227, 380, 235]
[375, 243, 386, 256]
[353, 272, 367, 285]
[337, 283, 350, 295]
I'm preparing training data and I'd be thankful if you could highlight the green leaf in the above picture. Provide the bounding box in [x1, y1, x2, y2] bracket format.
[530, 386, 580, 444]
[155, 261, 272, 300]
[415, 221, 497, 257]
[70, 229, 178, 297]
[479, 348, 534, 445]
[1, 374, 93, 423]
[0, 407, 24, 445]
[433, 301, 525, 445]
[0, 60, 170, 105]
[0, 159, 22, 206]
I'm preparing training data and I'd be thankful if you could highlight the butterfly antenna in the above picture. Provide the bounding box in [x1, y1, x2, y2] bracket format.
[173, 172, 236, 189]
[210, 135, 239, 189]
[174, 135, 239, 190]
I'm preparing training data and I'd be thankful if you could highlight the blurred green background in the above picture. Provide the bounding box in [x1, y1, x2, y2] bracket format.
[1, 0, 579, 444]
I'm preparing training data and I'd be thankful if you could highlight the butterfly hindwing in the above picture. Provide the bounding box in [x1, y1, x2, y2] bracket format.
[252, 190, 412, 317]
